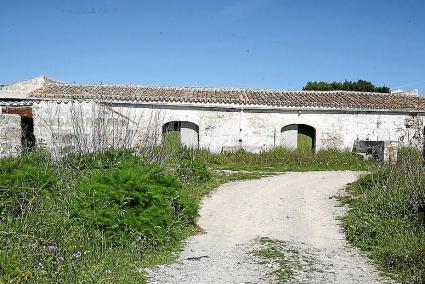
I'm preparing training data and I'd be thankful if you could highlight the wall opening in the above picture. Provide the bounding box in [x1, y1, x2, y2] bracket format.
[21, 116, 35, 150]
[280, 124, 316, 152]
[162, 121, 199, 148]
[353, 140, 385, 161]
[2, 107, 35, 151]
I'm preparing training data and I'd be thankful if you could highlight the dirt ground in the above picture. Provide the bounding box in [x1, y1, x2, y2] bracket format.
[148, 171, 394, 284]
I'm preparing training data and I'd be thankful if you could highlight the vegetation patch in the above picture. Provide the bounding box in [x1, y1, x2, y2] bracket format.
[195, 147, 372, 172]
[0, 146, 273, 283]
[253, 237, 297, 283]
[0, 143, 374, 283]
[75, 158, 197, 244]
[341, 148, 425, 284]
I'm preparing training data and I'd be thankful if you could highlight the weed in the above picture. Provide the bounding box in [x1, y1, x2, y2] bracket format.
[253, 237, 297, 283]
[342, 147, 425, 283]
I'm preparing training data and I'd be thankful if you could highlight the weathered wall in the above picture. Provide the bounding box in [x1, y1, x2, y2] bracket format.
[32, 101, 142, 157]
[280, 124, 298, 149]
[0, 77, 48, 99]
[32, 101, 425, 159]
[0, 114, 21, 157]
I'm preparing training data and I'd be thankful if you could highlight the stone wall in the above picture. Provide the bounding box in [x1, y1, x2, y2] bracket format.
[32, 101, 425, 160]
[0, 114, 21, 157]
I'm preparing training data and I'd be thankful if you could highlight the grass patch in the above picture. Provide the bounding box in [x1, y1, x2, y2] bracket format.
[195, 147, 372, 172]
[341, 148, 425, 283]
[253, 237, 298, 283]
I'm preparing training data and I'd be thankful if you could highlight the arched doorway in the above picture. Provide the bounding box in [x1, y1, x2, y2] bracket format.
[162, 121, 199, 148]
[280, 124, 316, 152]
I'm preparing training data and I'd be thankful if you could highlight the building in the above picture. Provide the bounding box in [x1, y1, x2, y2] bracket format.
[1, 76, 424, 161]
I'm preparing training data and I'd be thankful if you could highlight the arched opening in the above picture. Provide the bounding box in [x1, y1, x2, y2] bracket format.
[162, 121, 199, 148]
[280, 124, 316, 152]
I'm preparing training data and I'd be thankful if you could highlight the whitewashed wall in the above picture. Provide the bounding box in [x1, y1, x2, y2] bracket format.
[0, 114, 21, 157]
[280, 124, 298, 149]
[32, 101, 424, 159]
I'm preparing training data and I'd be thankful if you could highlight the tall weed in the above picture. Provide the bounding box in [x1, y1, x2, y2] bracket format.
[343, 147, 425, 283]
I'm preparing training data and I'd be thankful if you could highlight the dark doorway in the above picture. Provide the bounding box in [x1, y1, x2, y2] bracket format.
[2, 107, 36, 151]
[21, 117, 35, 151]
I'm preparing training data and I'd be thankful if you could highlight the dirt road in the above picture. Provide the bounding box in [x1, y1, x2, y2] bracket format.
[149, 171, 393, 284]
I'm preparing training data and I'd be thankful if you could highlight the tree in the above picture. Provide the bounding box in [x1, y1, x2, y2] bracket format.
[303, 80, 390, 93]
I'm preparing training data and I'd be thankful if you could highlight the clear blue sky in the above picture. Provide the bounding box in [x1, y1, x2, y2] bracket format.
[1, 0, 424, 93]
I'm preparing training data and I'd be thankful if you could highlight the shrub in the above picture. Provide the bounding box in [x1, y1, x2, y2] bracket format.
[74, 157, 197, 244]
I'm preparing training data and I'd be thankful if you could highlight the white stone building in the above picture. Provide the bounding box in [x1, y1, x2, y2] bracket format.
[1, 76, 424, 161]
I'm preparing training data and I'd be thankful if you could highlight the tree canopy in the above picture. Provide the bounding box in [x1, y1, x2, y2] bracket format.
[303, 80, 390, 93]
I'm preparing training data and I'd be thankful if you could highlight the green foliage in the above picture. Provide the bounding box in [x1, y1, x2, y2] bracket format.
[0, 150, 200, 283]
[303, 80, 390, 93]
[64, 148, 135, 171]
[0, 144, 400, 283]
[177, 159, 212, 183]
[75, 158, 197, 244]
[162, 131, 182, 162]
[0, 151, 58, 220]
[342, 148, 425, 283]
[195, 147, 371, 172]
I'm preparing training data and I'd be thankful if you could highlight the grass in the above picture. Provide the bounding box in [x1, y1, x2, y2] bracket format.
[341, 148, 425, 284]
[253, 237, 311, 283]
[253, 237, 297, 283]
[195, 147, 372, 172]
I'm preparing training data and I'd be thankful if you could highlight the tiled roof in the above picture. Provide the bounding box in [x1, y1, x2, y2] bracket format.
[29, 83, 425, 111]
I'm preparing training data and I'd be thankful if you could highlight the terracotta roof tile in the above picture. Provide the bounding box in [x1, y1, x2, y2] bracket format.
[28, 83, 425, 111]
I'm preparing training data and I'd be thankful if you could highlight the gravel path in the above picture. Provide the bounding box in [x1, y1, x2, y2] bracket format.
[148, 171, 394, 284]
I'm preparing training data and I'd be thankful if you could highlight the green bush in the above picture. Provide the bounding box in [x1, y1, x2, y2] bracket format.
[74, 158, 197, 244]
